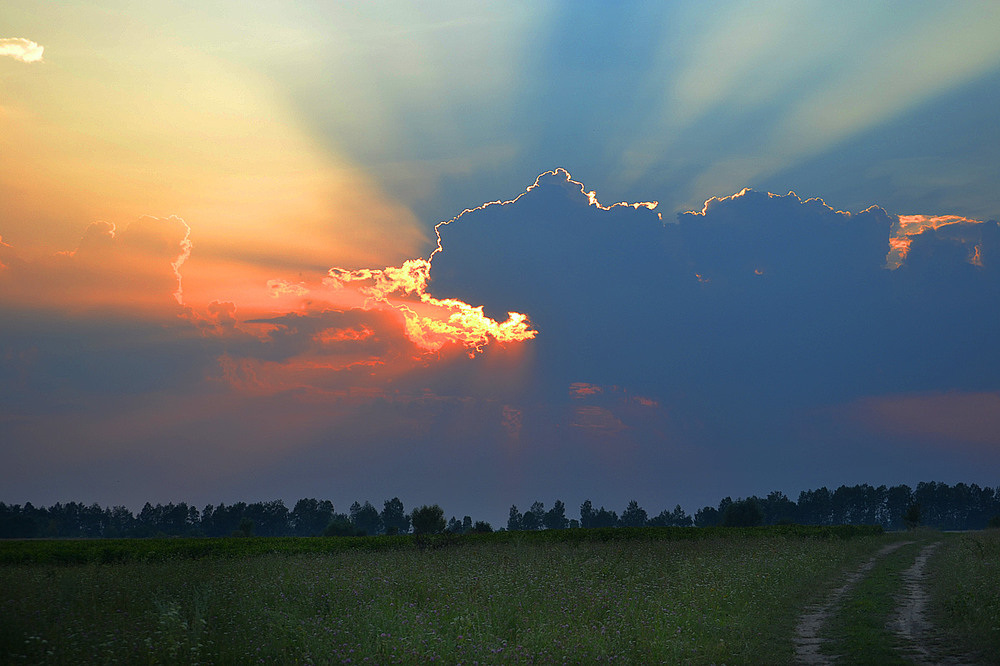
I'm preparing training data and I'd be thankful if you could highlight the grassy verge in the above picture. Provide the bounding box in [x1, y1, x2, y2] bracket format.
[0, 529, 886, 664]
[820, 539, 927, 664]
[926, 529, 1000, 663]
[0, 524, 883, 566]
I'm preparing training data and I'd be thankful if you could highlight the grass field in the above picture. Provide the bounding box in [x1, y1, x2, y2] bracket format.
[926, 529, 1000, 662]
[1, 526, 994, 664]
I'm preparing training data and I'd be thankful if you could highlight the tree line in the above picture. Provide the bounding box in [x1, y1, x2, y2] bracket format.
[1, 481, 998, 539]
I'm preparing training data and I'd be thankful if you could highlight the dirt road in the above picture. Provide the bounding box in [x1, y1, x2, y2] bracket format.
[793, 542, 910, 665]
[795, 539, 978, 665]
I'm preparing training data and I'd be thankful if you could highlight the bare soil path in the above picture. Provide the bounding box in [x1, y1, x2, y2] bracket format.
[888, 541, 976, 666]
[793, 541, 911, 665]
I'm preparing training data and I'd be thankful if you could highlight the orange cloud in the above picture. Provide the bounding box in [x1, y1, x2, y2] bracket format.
[267, 279, 310, 299]
[325, 258, 536, 353]
[887, 214, 985, 269]
[0, 215, 191, 314]
[314, 326, 374, 344]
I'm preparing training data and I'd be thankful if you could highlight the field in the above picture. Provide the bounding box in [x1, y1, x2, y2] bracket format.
[1, 526, 997, 664]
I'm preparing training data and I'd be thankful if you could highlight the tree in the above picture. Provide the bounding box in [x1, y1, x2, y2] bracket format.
[797, 488, 832, 525]
[381, 497, 410, 535]
[411, 505, 446, 535]
[237, 517, 254, 537]
[651, 504, 692, 527]
[669, 504, 693, 527]
[592, 506, 619, 528]
[883, 484, 913, 530]
[323, 513, 360, 537]
[471, 520, 493, 533]
[291, 498, 335, 537]
[761, 491, 796, 525]
[522, 501, 544, 530]
[721, 498, 763, 527]
[350, 501, 383, 536]
[580, 500, 595, 528]
[543, 500, 568, 530]
[507, 505, 523, 531]
[903, 503, 921, 530]
[620, 500, 648, 527]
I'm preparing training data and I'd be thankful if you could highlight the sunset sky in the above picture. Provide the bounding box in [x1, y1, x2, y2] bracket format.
[2, 1, 999, 524]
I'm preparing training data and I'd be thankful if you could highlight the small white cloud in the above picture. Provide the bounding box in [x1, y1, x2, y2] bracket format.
[0, 38, 44, 63]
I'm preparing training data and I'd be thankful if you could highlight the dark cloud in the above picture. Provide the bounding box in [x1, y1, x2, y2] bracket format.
[427, 170, 1000, 489]
[429, 170, 915, 405]
[3, 174, 999, 523]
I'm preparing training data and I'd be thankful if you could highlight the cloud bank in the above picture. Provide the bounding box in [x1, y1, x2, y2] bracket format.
[0, 215, 191, 313]
[0, 38, 44, 63]
[2, 170, 998, 521]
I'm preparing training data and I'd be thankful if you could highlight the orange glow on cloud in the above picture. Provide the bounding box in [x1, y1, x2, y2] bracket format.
[887, 214, 985, 269]
[314, 326, 374, 344]
[0, 215, 193, 314]
[321, 169, 666, 356]
[569, 382, 603, 398]
[325, 258, 536, 353]
[855, 391, 1000, 447]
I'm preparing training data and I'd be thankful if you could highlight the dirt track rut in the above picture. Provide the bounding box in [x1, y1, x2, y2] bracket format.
[793, 541, 910, 665]
[795, 539, 977, 665]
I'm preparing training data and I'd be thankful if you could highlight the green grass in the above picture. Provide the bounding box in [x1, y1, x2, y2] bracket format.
[0, 527, 885, 664]
[926, 529, 1000, 663]
[0, 524, 883, 566]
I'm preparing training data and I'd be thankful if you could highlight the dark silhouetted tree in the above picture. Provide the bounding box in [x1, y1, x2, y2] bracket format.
[591, 506, 619, 528]
[580, 500, 595, 528]
[543, 500, 568, 530]
[471, 520, 493, 533]
[761, 491, 797, 525]
[507, 505, 523, 531]
[694, 505, 719, 527]
[291, 498, 335, 537]
[722, 498, 763, 527]
[411, 505, 446, 535]
[323, 513, 360, 536]
[521, 501, 544, 530]
[381, 497, 410, 535]
[884, 484, 913, 530]
[620, 500, 648, 527]
[904, 502, 921, 530]
[650, 504, 692, 527]
[350, 501, 383, 536]
[796, 488, 832, 525]
[238, 517, 253, 537]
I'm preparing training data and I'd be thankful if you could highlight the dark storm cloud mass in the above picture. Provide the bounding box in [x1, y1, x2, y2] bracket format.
[428, 170, 1000, 470]
[3, 171, 999, 522]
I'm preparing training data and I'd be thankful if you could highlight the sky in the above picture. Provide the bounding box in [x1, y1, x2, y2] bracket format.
[2, 1, 999, 525]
